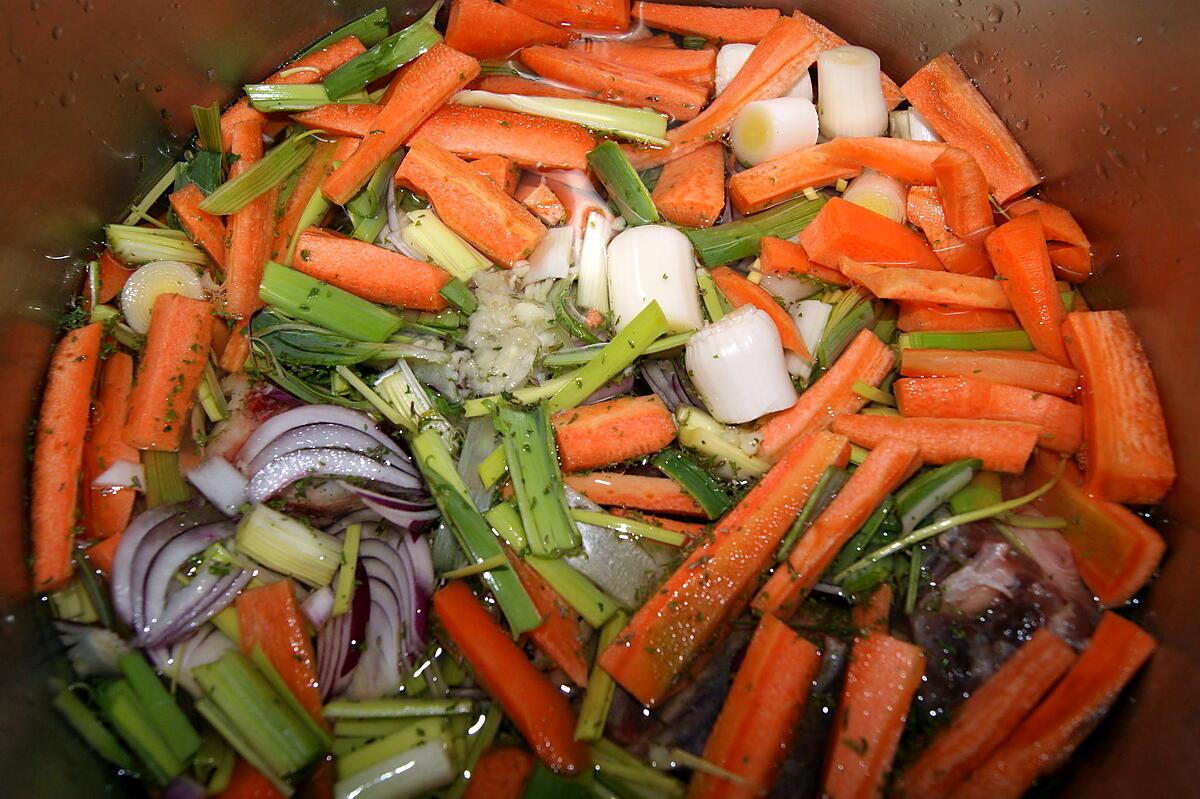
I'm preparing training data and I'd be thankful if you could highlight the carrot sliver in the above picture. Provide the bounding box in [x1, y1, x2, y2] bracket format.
[904, 186, 993, 277]
[756, 329, 895, 462]
[447, 0, 574, 59]
[169, 184, 227, 270]
[1061, 310, 1175, 504]
[840, 258, 1012, 310]
[984, 214, 1070, 364]
[409, 105, 595, 172]
[96, 250, 134, 304]
[896, 302, 1016, 332]
[831, 414, 1039, 474]
[650, 142, 725, 228]
[503, 0, 630, 31]
[790, 11, 904, 108]
[821, 633, 925, 799]
[269, 139, 339, 263]
[896, 628, 1077, 799]
[569, 40, 716, 88]
[516, 180, 568, 226]
[820, 137, 948, 185]
[633, 2, 779, 43]
[87, 532, 122, 576]
[506, 553, 589, 687]
[564, 472, 706, 517]
[551, 395, 676, 473]
[469, 75, 590, 100]
[711, 266, 811, 359]
[292, 104, 382, 138]
[759, 236, 850, 286]
[850, 584, 893, 635]
[434, 581, 589, 773]
[1005, 197, 1092, 282]
[899, 348, 1079, 397]
[31, 322, 103, 591]
[953, 613, 1154, 799]
[800, 198, 942, 270]
[689, 615, 821, 799]
[463, 746, 536, 799]
[729, 143, 861, 215]
[224, 118, 276, 337]
[470, 154, 520, 196]
[932, 147, 995, 245]
[82, 353, 139, 540]
[754, 437, 922, 615]
[222, 758, 286, 799]
[598, 430, 851, 706]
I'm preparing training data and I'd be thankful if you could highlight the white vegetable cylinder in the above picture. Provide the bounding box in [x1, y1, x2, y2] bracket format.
[817, 45, 889, 139]
[120, 260, 205, 334]
[685, 305, 798, 424]
[842, 170, 908, 223]
[908, 108, 942, 141]
[716, 44, 812, 99]
[575, 211, 613, 312]
[607, 225, 703, 332]
[730, 97, 820, 166]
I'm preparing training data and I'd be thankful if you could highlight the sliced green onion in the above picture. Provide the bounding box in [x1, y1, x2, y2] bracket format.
[477, 446, 508, 489]
[244, 84, 373, 112]
[542, 331, 693, 368]
[852, 380, 895, 406]
[696, 266, 730, 322]
[106, 224, 206, 265]
[53, 686, 137, 773]
[192, 102, 223, 153]
[453, 90, 670, 146]
[569, 508, 686, 547]
[401, 208, 490, 281]
[777, 466, 849, 562]
[897, 329, 1034, 351]
[259, 261, 403, 342]
[323, 4, 443, 99]
[948, 470, 1003, 515]
[200, 132, 320, 215]
[463, 374, 574, 418]
[117, 652, 201, 765]
[651, 449, 731, 520]
[332, 523, 361, 616]
[895, 458, 981, 533]
[143, 450, 191, 507]
[301, 7, 391, 56]
[682, 195, 827, 267]
[674, 405, 769, 479]
[324, 698, 473, 720]
[94, 679, 183, 785]
[575, 611, 627, 743]
[122, 164, 180, 226]
[438, 277, 478, 315]
[587, 141, 659, 226]
[236, 503, 344, 587]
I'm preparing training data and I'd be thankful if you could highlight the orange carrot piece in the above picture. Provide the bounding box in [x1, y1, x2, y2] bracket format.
[520, 45, 707, 121]
[551, 395, 676, 473]
[563, 472, 706, 517]
[1061, 310, 1176, 504]
[223, 118, 276, 339]
[899, 348, 1079, 397]
[464, 746, 537, 799]
[434, 581, 589, 773]
[598, 430, 851, 705]
[236, 581, 327, 728]
[840, 258, 1012, 311]
[800, 198, 942, 271]
[397, 140, 546, 267]
[82, 353, 139, 540]
[759, 236, 850, 286]
[650, 142, 725, 228]
[506, 553, 590, 686]
[633, 2, 779, 43]
[710, 266, 812, 359]
[754, 437, 922, 615]
[447, 0, 574, 59]
[756, 329, 896, 462]
[894, 376, 1082, 453]
[323, 44, 481, 205]
[469, 154, 520, 196]
[901, 53, 1040, 203]
[270, 139, 339, 263]
[896, 628, 1076, 799]
[608, 508, 707, 538]
[292, 227, 451, 311]
[905, 186, 993, 277]
[409, 104, 594, 172]
[87, 533, 122, 576]
[984, 214, 1070, 364]
[503, 0, 630, 31]
[638, 33, 678, 47]
[932, 147, 995, 245]
[124, 294, 213, 451]
[222, 758, 285, 799]
[896, 302, 1016, 332]
[469, 75, 590, 100]
[820, 137, 948, 185]
[1024, 449, 1165, 607]
[515, 180, 568, 226]
[569, 40, 716, 88]
[953, 613, 1154, 799]
[850, 584, 893, 634]
[728, 142, 861, 215]
[31, 322, 103, 591]
[831, 414, 1040, 474]
[169, 184, 227, 270]
[689, 615, 821, 799]
[292, 104, 382, 138]
[790, 11, 904, 109]
[96, 250, 134, 304]
[1005, 197, 1092, 283]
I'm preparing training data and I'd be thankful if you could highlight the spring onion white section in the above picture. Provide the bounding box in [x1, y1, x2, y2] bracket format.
[525, 225, 574, 283]
[842, 170, 908, 224]
[716, 44, 812, 99]
[817, 45, 889, 139]
[119, 260, 206, 334]
[760, 274, 819, 304]
[606, 225, 703, 333]
[576, 210, 613, 312]
[730, 97, 819, 166]
[685, 305, 797, 424]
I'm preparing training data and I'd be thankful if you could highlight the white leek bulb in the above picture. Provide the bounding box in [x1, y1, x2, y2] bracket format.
[888, 108, 942, 142]
[817, 45, 889, 139]
[716, 43, 812, 99]
[607, 225, 703, 332]
[524, 225, 573, 284]
[120, 260, 205, 334]
[685, 305, 797, 424]
[731, 97, 819, 165]
[842, 170, 908, 224]
[786, 299, 833, 382]
[575, 211, 612, 312]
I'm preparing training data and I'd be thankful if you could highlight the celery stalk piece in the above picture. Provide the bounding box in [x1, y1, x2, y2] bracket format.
[401, 208, 491, 281]
[587, 141, 660, 226]
[683, 195, 828, 267]
[438, 277, 478, 315]
[547, 300, 668, 413]
[650, 449, 732, 520]
[53, 687, 138, 773]
[259, 261, 403, 342]
[94, 679, 183, 785]
[49, 575, 98, 624]
[574, 611, 627, 742]
[105, 224, 206, 265]
[849, 444, 870, 464]
[333, 740, 457, 799]
[121, 164, 180, 226]
[193, 699, 294, 796]
[191, 101, 223, 153]
[323, 4, 443, 98]
[897, 329, 1035, 351]
[541, 331, 693, 368]
[852, 379, 896, 406]
[247, 648, 334, 751]
[453, 90, 670, 147]
[476, 446, 508, 489]
[244, 84, 373, 112]
[285, 188, 333, 266]
[464, 373, 575, 418]
[236, 504, 344, 587]
[905, 546, 924, 613]
[333, 718, 451, 779]
[569, 509, 687, 547]
[895, 458, 980, 533]
[346, 150, 402, 242]
[591, 739, 685, 798]
[441, 554, 509, 578]
[674, 405, 768, 478]
[332, 523, 361, 616]
[444, 704, 503, 799]
[696, 266, 730, 322]
[117, 652, 201, 764]
[71, 548, 116, 629]
[200, 131, 320, 215]
[301, 7, 391, 56]
[143, 450, 191, 507]
[324, 698, 474, 719]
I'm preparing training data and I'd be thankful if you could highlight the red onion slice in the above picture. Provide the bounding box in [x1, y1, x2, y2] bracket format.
[140, 522, 236, 638]
[243, 423, 418, 477]
[640, 358, 706, 413]
[339, 482, 439, 533]
[142, 568, 252, 648]
[186, 458, 248, 516]
[582, 373, 636, 405]
[246, 447, 425, 505]
[237, 405, 404, 471]
[111, 504, 188, 627]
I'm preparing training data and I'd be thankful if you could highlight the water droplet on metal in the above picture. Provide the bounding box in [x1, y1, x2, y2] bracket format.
[1014, 118, 1028, 131]
[1098, 123, 1111, 136]
[970, 50, 983, 65]
[51, 25, 64, 39]
[985, 4, 1004, 23]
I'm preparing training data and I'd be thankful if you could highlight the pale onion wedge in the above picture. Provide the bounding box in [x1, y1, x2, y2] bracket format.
[817, 45, 889, 139]
[120, 260, 205, 334]
[607, 225, 703, 333]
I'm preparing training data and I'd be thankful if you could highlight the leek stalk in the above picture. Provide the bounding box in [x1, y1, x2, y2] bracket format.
[324, 698, 474, 719]
[541, 331, 693, 368]
[105, 224, 206, 265]
[776, 466, 849, 562]
[453, 90, 670, 146]
[301, 7, 391, 56]
[200, 131, 321, 215]
[143, 450, 191, 507]
[897, 329, 1034, 351]
[94, 679, 183, 785]
[463, 374, 574, 417]
[117, 652, 201, 764]
[587, 141, 659, 226]
[696, 267, 730, 322]
[683, 195, 827, 267]
[53, 687, 137, 773]
[569, 509, 687, 547]
[476, 446, 507, 489]
[244, 84, 373, 112]
[332, 523, 361, 616]
[191, 102, 222, 153]
[401, 209, 490, 281]
[574, 612, 627, 742]
[259, 261, 403, 342]
[650, 450, 732, 520]
[438, 278, 478, 315]
[323, 3, 442, 98]
[235, 504, 344, 587]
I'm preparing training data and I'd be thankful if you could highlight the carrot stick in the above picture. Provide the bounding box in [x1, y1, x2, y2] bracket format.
[223, 118, 276, 352]
[506, 552, 589, 686]
[608, 508, 707, 538]
[625, 17, 820, 169]
[953, 613, 1155, 799]
[800, 199, 942, 271]
[839, 258, 1013, 310]
[433, 581, 589, 773]
[650, 142, 725, 228]
[932, 147, 994, 245]
[519, 45, 708, 121]
[820, 137, 947, 185]
[236, 581, 328, 729]
[292, 227, 451, 311]
[124, 294, 213, 451]
[901, 53, 1040, 203]
[464, 746, 537, 799]
[503, 0, 630, 31]
[896, 302, 1017, 333]
[830, 414, 1040, 474]
[1061, 310, 1176, 504]
[397, 140, 546, 267]
[850, 584, 893, 634]
[468, 74, 590, 100]
[269, 139, 339, 263]
[899, 348, 1079, 397]
[1004, 197, 1092, 283]
[292, 104, 382, 138]
[169, 184, 227, 270]
[87, 533, 122, 576]
[894, 376, 1083, 453]
[31, 322, 103, 591]
[984, 214, 1070, 365]
[754, 437, 922, 615]
[82, 353, 139, 540]
[515, 179, 568, 226]
[447, 0, 574, 59]
[563, 472, 707, 517]
[759, 236, 850, 286]
[904, 186, 993, 277]
[408, 104, 595, 172]
[896, 628, 1076, 799]
[551, 395, 676, 473]
[790, 11, 904, 109]
[568, 40, 716, 89]
[711, 266, 812, 359]
[756, 329, 896, 462]
[95, 250, 134, 304]
[323, 44, 481, 205]
[822, 632, 925, 799]
[1023, 449, 1165, 607]
[632, 2, 779, 43]
[222, 758, 285, 799]
[728, 142, 861, 215]
[689, 615, 821, 799]
[598, 430, 851, 705]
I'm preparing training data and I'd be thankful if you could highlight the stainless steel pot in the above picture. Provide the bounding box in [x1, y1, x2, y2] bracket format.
[1, 1, 1195, 795]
